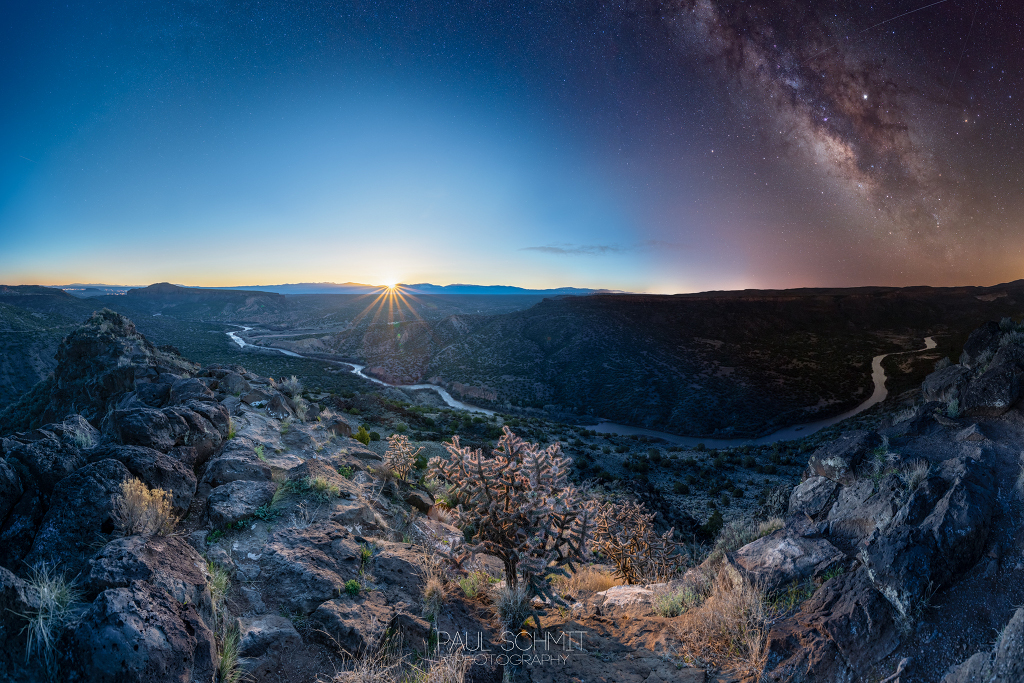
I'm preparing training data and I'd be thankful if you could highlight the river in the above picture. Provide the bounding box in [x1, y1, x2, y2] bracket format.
[226, 326, 934, 445]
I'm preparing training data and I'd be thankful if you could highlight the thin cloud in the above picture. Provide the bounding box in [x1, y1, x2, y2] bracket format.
[520, 243, 627, 256]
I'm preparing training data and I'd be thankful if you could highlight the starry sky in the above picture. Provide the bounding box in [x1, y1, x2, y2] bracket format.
[2, 0, 1022, 292]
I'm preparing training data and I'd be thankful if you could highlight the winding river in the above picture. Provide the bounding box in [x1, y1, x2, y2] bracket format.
[227, 326, 934, 445]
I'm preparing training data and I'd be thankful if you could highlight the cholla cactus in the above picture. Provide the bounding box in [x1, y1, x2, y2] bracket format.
[593, 501, 687, 584]
[429, 427, 595, 601]
[383, 433, 422, 482]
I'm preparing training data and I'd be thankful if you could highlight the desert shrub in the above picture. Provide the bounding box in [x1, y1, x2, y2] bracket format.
[593, 501, 689, 584]
[254, 443, 267, 461]
[227, 417, 237, 439]
[17, 563, 81, 669]
[279, 375, 303, 397]
[671, 569, 774, 677]
[493, 582, 531, 634]
[709, 517, 783, 565]
[337, 465, 354, 479]
[354, 426, 372, 445]
[429, 427, 595, 601]
[345, 579, 361, 596]
[111, 478, 177, 536]
[673, 481, 690, 495]
[552, 565, 621, 595]
[308, 476, 340, 501]
[419, 553, 447, 621]
[458, 571, 492, 599]
[899, 459, 931, 492]
[946, 397, 961, 418]
[66, 420, 94, 449]
[654, 585, 702, 617]
[292, 396, 309, 422]
[383, 433, 422, 482]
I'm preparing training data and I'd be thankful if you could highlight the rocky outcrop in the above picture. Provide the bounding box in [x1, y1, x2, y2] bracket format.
[804, 431, 879, 485]
[86, 535, 213, 611]
[89, 444, 197, 514]
[942, 607, 1024, 683]
[788, 476, 838, 518]
[207, 480, 276, 527]
[727, 529, 844, 594]
[67, 580, 218, 683]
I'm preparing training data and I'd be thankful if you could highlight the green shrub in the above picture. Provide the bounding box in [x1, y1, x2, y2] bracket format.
[354, 426, 371, 445]
[337, 465, 354, 479]
[254, 444, 266, 461]
[345, 579, 361, 596]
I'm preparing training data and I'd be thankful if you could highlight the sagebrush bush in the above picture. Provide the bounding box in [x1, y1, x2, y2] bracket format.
[279, 375, 303, 397]
[112, 478, 176, 536]
[594, 501, 688, 584]
[429, 427, 595, 601]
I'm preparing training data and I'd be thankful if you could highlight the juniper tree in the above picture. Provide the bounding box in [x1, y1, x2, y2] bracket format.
[429, 426, 595, 602]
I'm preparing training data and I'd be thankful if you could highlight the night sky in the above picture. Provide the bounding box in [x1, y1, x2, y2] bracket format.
[2, 1, 1022, 292]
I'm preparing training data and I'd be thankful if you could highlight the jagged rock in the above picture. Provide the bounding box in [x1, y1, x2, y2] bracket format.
[201, 441, 271, 488]
[258, 522, 363, 612]
[956, 423, 987, 441]
[236, 615, 302, 675]
[826, 477, 901, 543]
[921, 456, 997, 586]
[67, 580, 217, 683]
[727, 529, 844, 594]
[404, 489, 433, 513]
[135, 381, 171, 407]
[766, 568, 899, 682]
[39, 310, 196, 426]
[24, 459, 132, 577]
[323, 418, 353, 437]
[942, 606, 1024, 683]
[310, 591, 392, 654]
[266, 394, 293, 420]
[168, 378, 216, 405]
[106, 400, 226, 463]
[861, 526, 936, 624]
[0, 490, 46, 571]
[788, 476, 838, 518]
[89, 445, 197, 514]
[0, 459, 22, 522]
[890, 475, 949, 528]
[241, 389, 272, 406]
[330, 500, 384, 529]
[1, 430, 85, 496]
[207, 480, 276, 527]
[805, 431, 879, 485]
[86, 535, 212, 611]
[959, 321, 1002, 369]
[219, 372, 251, 397]
[922, 365, 972, 403]
[960, 364, 1023, 417]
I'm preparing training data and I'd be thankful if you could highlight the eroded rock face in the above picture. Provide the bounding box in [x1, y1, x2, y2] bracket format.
[942, 606, 1024, 683]
[258, 522, 363, 613]
[788, 476, 838, 518]
[766, 568, 899, 682]
[67, 580, 217, 683]
[959, 321, 1002, 369]
[805, 431, 879, 485]
[922, 365, 972, 403]
[960, 363, 1024, 417]
[310, 591, 393, 654]
[826, 477, 901, 543]
[24, 458, 132, 577]
[207, 480, 276, 527]
[201, 441, 271, 489]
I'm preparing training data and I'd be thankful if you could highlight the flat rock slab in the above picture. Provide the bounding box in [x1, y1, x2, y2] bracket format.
[596, 585, 655, 616]
[729, 529, 844, 594]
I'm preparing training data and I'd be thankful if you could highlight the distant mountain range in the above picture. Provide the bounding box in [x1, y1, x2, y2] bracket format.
[51, 281, 608, 296]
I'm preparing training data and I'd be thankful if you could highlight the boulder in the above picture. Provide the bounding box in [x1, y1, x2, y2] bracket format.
[826, 477, 902, 543]
[595, 585, 655, 616]
[207, 480, 276, 527]
[766, 568, 899, 682]
[1, 430, 85, 496]
[241, 389, 273, 407]
[921, 456, 997, 586]
[311, 591, 393, 654]
[219, 372, 251, 397]
[890, 475, 949, 528]
[959, 321, 1002, 369]
[258, 522, 363, 612]
[236, 614, 302, 676]
[805, 431, 879, 485]
[956, 423, 987, 441]
[323, 418, 353, 438]
[67, 580, 217, 683]
[861, 526, 936, 625]
[727, 529, 844, 594]
[266, 394, 293, 420]
[24, 459, 132, 577]
[404, 489, 433, 514]
[922, 365, 972, 403]
[942, 606, 1024, 683]
[960, 364, 1023, 417]
[135, 381, 171, 407]
[86, 535, 213, 611]
[0, 459, 23, 522]
[89, 445, 197, 514]
[168, 378, 216, 405]
[788, 476, 838, 518]
[201, 442, 271, 488]
[0, 491, 46, 571]
[106, 406, 179, 452]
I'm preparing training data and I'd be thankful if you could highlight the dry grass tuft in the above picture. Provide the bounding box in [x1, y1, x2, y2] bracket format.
[280, 375, 303, 397]
[492, 582, 531, 634]
[418, 551, 447, 622]
[899, 459, 931, 492]
[672, 569, 775, 677]
[111, 478, 177, 536]
[18, 563, 81, 669]
[553, 565, 622, 595]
